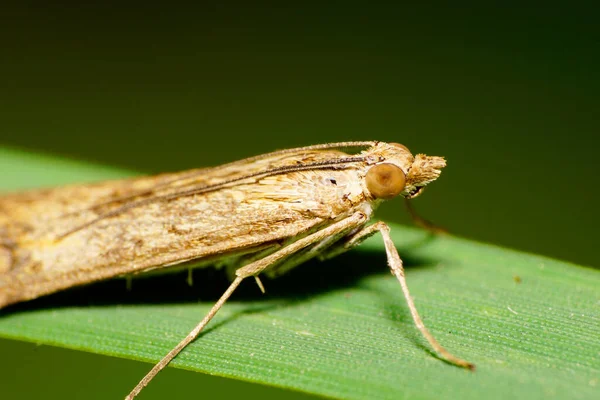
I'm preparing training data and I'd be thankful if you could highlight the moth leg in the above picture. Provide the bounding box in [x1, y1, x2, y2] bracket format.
[126, 211, 368, 400]
[265, 222, 367, 278]
[186, 268, 194, 287]
[404, 198, 447, 234]
[325, 221, 475, 371]
[223, 242, 283, 282]
[234, 212, 367, 278]
[317, 222, 382, 261]
[254, 276, 266, 293]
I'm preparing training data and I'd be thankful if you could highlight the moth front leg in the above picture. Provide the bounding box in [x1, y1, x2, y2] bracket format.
[320, 221, 475, 371]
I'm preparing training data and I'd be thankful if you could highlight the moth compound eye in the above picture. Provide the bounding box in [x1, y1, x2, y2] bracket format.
[365, 163, 406, 199]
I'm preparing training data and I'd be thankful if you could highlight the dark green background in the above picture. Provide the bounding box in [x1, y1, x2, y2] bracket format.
[1, 3, 598, 399]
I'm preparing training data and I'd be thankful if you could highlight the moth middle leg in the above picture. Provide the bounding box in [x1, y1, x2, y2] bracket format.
[126, 211, 369, 399]
[263, 221, 368, 279]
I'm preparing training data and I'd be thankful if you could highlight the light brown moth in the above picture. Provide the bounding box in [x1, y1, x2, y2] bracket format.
[0, 141, 474, 399]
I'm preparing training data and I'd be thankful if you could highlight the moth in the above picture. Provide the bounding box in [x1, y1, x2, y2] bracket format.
[0, 141, 474, 399]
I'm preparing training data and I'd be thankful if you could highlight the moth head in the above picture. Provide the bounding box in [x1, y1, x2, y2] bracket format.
[364, 142, 446, 200]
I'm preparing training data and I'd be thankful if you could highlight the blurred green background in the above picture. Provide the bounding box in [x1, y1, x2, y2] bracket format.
[1, 3, 598, 399]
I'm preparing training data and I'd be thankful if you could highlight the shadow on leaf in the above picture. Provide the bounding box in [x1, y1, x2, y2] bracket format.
[6, 232, 442, 312]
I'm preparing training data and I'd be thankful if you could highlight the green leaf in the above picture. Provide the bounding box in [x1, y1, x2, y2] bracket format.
[1, 146, 598, 400]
